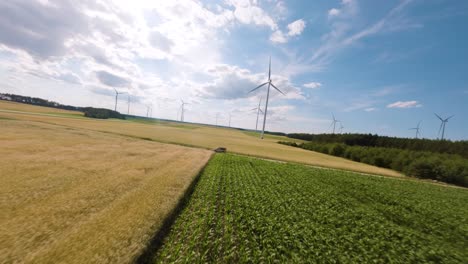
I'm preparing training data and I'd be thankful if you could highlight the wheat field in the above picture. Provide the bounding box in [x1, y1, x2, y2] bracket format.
[0, 101, 402, 177]
[0, 119, 212, 263]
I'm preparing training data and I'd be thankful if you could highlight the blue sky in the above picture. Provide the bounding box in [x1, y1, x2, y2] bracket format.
[0, 0, 467, 140]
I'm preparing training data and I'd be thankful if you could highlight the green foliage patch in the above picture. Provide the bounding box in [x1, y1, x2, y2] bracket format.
[280, 141, 468, 187]
[153, 154, 468, 263]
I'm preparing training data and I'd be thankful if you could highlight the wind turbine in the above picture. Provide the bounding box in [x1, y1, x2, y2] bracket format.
[113, 88, 126, 112]
[146, 104, 153, 118]
[434, 113, 454, 140]
[228, 113, 232, 127]
[251, 97, 264, 131]
[329, 114, 339, 134]
[215, 112, 220, 126]
[127, 94, 131, 115]
[339, 122, 344, 134]
[248, 57, 285, 139]
[180, 100, 188, 122]
[409, 121, 422, 139]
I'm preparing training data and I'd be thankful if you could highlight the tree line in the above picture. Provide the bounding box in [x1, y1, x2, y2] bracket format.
[279, 141, 468, 187]
[1, 93, 81, 111]
[1, 93, 124, 120]
[287, 133, 468, 158]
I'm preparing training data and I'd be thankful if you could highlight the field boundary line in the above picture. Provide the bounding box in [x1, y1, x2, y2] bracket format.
[133, 152, 215, 264]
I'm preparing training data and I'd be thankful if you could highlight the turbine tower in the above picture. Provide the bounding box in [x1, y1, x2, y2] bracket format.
[434, 113, 454, 140]
[248, 57, 285, 139]
[146, 104, 152, 118]
[113, 88, 126, 112]
[330, 114, 339, 134]
[251, 97, 264, 131]
[339, 122, 344, 134]
[409, 121, 422, 139]
[127, 94, 131, 115]
[180, 100, 188, 122]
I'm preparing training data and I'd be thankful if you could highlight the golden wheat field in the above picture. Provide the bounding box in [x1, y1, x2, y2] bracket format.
[0, 101, 402, 177]
[0, 118, 212, 263]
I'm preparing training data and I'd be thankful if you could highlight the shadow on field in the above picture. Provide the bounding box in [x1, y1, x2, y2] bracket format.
[134, 155, 213, 264]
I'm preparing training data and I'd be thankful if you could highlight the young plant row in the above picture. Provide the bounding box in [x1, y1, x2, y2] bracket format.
[153, 154, 468, 263]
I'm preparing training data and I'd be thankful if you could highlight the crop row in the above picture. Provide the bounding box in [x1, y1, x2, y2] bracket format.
[153, 154, 468, 263]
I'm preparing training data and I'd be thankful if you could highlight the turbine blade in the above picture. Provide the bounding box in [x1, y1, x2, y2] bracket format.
[446, 115, 455, 121]
[251, 108, 257, 111]
[434, 113, 443, 121]
[259, 109, 264, 114]
[249, 82, 268, 93]
[270, 83, 285, 95]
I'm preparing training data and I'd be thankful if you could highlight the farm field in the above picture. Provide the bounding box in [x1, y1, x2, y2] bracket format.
[0, 101, 402, 177]
[0, 119, 212, 263]
[152, 154, 468, 263]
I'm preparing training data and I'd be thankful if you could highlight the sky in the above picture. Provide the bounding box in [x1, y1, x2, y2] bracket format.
[0, 0, 467, 140]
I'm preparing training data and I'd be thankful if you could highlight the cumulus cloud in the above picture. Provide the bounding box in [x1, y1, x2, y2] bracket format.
[148, 31, 174, 52]
[227, 0, 277, 30]
[303, 82, 322, 89]
[386, 100, 422, 108]
[270, 30, 287, 43]
[270, 19, 306, 43]
[287, 19, 306, 36]
[0, 0, 89, 58]
[96, 71, 130, 87]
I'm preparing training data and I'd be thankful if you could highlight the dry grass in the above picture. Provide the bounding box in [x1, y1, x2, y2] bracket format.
[0, 119, 212, 263]
[0, 101, 402, 177]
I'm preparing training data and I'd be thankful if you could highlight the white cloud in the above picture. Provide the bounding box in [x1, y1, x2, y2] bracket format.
[270, 30, 287, 43]
[328, 8, 340, 17]
[287, 19, 306, 36]
[364, 107, 376, 112]
[227, 0, 277, 30]
[386, 100, 422, 108]
[303, 82, 322, 89]
[271, 19, 306, 44]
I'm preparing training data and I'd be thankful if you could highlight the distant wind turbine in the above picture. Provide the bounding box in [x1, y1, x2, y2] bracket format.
[127, 94, 131, 115]
[409, 121, 422, 139]
[329, 114, 339, 134]
[146, 104, 152, 118]
[215, 112, 220, 126]
[248, 57, 285, 139]
[339, 122, 344, 134]
[113, 88, 126, 112]
[228, 113, 232, 127]
[434, 113, 454, 140]
[251, 97, 264, 132]
[180, 100, 188, 122]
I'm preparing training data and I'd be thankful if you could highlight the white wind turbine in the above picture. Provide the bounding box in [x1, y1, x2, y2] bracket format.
[329, 114, 339, 134]
[113, 88, 126, 112]
[248, 57, 285, 139]
[339, 122, 344, 134]
[434, 113, 454, 140]
[251, 97, 264, 131]
[179, 99, 188, 122]
[409, 121, 422, 139]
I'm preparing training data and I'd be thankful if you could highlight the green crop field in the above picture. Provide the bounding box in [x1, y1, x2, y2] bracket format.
[152, 154, 468, 263]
